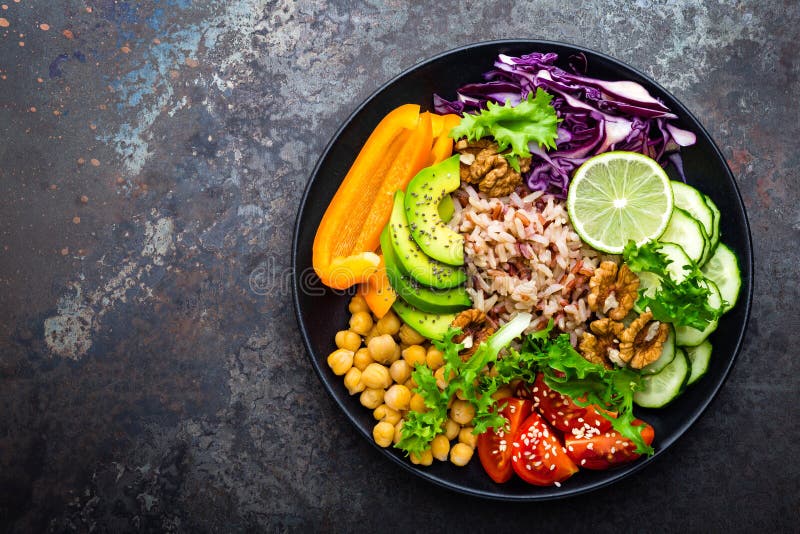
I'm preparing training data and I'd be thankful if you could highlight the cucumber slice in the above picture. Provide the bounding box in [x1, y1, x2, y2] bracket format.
[634, 243, 693, 313]
[674, 348, 689, 392]
[659, 208, 707, 264]
[701, 243, 741, 313]
[672, 182, 714, 238]
[634, 348, 690, 408]
[702, 194, 721, 265]
[640, 324, 676, 375]
[675, 280, 722, 346]
[684, 341, 712, 386]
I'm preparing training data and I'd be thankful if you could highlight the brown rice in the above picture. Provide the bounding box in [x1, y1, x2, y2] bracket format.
[449, 186, 602, 345]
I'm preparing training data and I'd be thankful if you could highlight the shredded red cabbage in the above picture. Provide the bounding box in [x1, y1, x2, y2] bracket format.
[434, 52, 696, 197]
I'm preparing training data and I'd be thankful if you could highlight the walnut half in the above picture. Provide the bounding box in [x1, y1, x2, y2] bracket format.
[451, 309, 496, 360]
[455, 139, 531, 197]
[587, 261, 639, 321]
[578, 311, 669, 370]
[618, 311, 670, 369]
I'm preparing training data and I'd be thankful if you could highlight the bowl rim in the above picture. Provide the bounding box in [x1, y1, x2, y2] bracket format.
[291, 39, 753, 501]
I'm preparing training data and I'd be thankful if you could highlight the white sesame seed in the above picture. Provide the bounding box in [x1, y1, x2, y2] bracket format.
[554, 481, 561, 487]
[549, 464, 556, 471]
[587, 443, 594, 450]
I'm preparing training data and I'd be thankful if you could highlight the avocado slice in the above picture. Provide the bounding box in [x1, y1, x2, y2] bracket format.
[381, 227, 471, 314]
[388, 191, 466, 289]
[404, 155, 465, 266]
[391, 299, 458, 342]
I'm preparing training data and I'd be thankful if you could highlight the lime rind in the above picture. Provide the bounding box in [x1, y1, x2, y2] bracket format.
[567, 151, 674, 254]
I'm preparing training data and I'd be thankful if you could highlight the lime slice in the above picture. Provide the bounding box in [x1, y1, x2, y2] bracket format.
[567, 151, 673, 254]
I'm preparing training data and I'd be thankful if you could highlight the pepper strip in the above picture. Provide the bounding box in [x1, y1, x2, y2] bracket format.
[430, 114, 461, 164]
[351, 111, 433, 253]
[313, 105, 420, 289]
[359, 255, 396, 318]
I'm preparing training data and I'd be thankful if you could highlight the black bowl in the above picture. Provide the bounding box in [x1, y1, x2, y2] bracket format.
[292, 40, 753, 500]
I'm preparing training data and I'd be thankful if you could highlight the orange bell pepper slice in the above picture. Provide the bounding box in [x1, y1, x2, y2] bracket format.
[430, 113, 461, 164]
[313, 104, 428, 289]
[352, 112, 433, 253]
[359, 256, 396, 318]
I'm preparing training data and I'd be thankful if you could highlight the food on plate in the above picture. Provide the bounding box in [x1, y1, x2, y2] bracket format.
[387, 190, 466, 289]
[316, 50, 742, 488]
[567, 151, 674, 254]
[404, 155, 465, 266]
[313, 106, 460, 291]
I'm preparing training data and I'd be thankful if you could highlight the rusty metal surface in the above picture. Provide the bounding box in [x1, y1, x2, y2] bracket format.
[0, 1, 797, 531]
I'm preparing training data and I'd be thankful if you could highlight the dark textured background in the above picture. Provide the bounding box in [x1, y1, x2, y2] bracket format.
[0, 1, 797, 532]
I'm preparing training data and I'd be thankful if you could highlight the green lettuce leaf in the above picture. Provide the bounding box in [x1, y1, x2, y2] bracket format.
[623, 240, 723, 330]
[450, 88, 560, 158]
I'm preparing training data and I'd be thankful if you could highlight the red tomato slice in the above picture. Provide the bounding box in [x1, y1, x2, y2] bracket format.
[477, 398, 532, 483]
[565, 419, 655, 470]
[533, 373, 615, 435]
[510, 411, 578, 486]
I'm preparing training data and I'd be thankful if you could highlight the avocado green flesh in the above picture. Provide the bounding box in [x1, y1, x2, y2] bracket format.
[380, 227, 471, 314]
[388, 191, 466, 289]
[391, 299, 458, 342]
[404, 155, 465, 266]
[438, 194, 455, 222]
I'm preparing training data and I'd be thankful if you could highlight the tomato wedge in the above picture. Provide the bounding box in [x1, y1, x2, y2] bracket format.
[510, 411, 578, 486]
[533, 373, 614, 435]
[477, 398, 532, 483]
[565, 419, 655, 470]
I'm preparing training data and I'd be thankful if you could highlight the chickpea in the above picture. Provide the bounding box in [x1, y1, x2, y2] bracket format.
[327, 349, 353, 376]
[404, 377, 417, 391]
[409, 393, 427, 413]
[402, 345, 427, 368]
[450, 399, 475, 425]
[491, 386, 513, 400]
[431, 434, 451, 461]
[389, 359, 411, 384]
[353, 347, 373, 371]
[384, 384, 411, 411]
[368, 334, 398, 365]
[334, 330, 361, 352]
[343, 367, 365, 395]
[373, 404, 401, 425]
[410, 448, 433, 466]
[458, 427, 478, 448]
[391, 343, 402, 364]
[348, 294, 369, 314]
[364, 325, 381, 345]
[376, 311, 401, 336]
[360, 363, 392, 389]
[434, 366, 451, 389]
[398, 324, 426, 345]
[349, 311, 373, 336]
[359, 387, 385, 409]
[373, 421, 395, 448]
[443, 418, 460, 441]
[393, 420, 404, 444]
[450, 443, 474, 466]
[425, 346, 444, 370]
